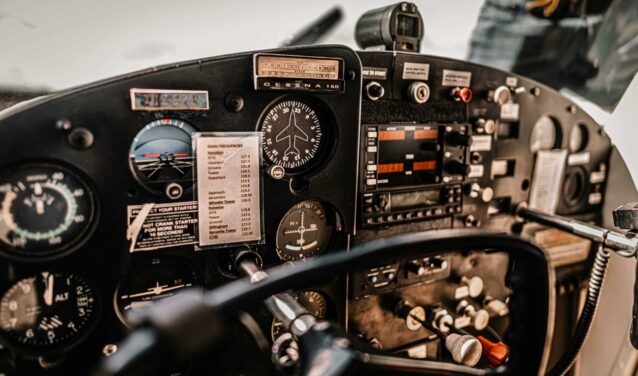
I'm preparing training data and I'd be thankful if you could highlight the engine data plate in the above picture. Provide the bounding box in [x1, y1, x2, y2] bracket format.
[193, 133, 263, 248]
[254, 54, 344, 93]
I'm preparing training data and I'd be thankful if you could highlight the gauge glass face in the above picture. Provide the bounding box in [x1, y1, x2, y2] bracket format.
[129, 118, 196, 194]
[530, 115, 561, 153]
[114, 257, 199, 326]
[569, 124, 588, 152]
[275, 200, 333, 261]
[271, 290, 328, 341]
[0, 272, 97, 353]
[260, 99, 326, 174]
[0, 164, 96, 259]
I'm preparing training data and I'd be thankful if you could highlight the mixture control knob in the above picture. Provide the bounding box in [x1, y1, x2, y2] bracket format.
[491, 86, 512, 105]
[366, 81, 385, 101]
[461, 276, 484, 298]
[465, 183, 494, 203]
[447, 131, 473, 147]
[445, 161, 471, 176]
[407, 81, 430, 104]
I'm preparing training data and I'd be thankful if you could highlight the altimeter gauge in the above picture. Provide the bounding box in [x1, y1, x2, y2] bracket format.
[0, 272, 98, 354]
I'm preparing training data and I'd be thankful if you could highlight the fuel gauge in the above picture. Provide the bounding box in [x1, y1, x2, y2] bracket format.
[114, 257, 200, 326]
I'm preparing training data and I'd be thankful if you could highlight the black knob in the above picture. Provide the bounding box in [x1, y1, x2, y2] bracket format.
[447, 131, 473, 147]
[366, 81, 385, 101]
[445, 161, 471, 175]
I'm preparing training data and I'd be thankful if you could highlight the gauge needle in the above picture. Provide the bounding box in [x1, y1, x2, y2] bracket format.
[43, 273, 54, 306]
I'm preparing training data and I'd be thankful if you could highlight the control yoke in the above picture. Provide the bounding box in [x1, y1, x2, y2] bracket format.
[516, 204, 638, 348]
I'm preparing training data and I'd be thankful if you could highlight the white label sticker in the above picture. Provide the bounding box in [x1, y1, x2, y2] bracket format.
[127, 202, 198, 252]
[402, 62, 430, 80]
[500, 103, 520, 121]
[469, 164, 485, 178]
[442, 69, 472, 87]
[505, 76, 518, 87]
[567, 152, 590, 166]
[529, 150, 568, 214]
[195, 133, 262, 247]
[470, 135, 493, 151]
[362, 67, 388, 80]
[407, 345, 427, 359]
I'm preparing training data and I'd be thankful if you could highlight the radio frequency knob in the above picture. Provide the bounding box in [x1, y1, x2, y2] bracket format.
[445, 160, 471, 176]
[373, 194, 389, 212]
[447, 131, 473, 147]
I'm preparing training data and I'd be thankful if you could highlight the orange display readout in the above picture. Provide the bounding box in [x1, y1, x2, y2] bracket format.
[413, 161, 437, 171]
[377, 163, 405, 174]
[378, 130, 406, 141]
[413, 129, 438, 140]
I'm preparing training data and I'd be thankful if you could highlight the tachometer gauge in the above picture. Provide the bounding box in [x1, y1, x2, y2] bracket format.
[275, 200, 333, 261]
[129, 118, 196, 197]
[114, 257, 200, 326]
[259, 98, 327, 174]
[0, 164, 96, 260]
[0, 272, 97, 354]
[530, 115, 561, 153]
[271, 290, 328, 341]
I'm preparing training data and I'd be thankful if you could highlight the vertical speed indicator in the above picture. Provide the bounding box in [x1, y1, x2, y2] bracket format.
[259, 98, 327, 174]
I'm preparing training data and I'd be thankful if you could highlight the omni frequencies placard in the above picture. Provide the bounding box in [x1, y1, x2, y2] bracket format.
[253, 54, 344, 93]
[194, 133, 263, 248]
[130, 88, 209, 111]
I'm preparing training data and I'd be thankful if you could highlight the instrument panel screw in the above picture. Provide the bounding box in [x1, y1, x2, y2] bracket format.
[347, 70, 356, 81]
[224, 94, 245, 112]
[56, 119, 72, 131]
[102, 344, 118, 357]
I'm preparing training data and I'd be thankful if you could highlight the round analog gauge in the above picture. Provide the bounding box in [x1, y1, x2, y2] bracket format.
[530, 115, 561, 153]
[259, 98, 327, 174]
[275, 200, 333, 261]
[271, 290, 328, 341]
[129, 118, 196, 196]
[0, 272, 97, 354]
[114, 257, 200, 326]
[0, 164, 97, 260]
[569, 124, 589, 152]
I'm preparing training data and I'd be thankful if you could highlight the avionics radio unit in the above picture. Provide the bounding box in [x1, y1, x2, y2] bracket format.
[360, 123, 470, 227]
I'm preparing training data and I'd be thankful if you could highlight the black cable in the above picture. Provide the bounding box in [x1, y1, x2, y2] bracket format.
[547, 245, 610, 376]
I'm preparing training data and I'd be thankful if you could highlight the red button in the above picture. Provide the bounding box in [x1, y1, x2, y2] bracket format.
[477, 335, 510, 367]
[452, 87, 473, 103]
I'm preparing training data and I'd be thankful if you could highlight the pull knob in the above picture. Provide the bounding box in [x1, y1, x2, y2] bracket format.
[491, 86, 511, 105]
[445, 333, 482, 367]
[457, 300, 490, 331]
[445, 161, 471, 176]
[465, 183, 494, 203]
[447, 131, 473, 147]
[461, 276, 484, 298]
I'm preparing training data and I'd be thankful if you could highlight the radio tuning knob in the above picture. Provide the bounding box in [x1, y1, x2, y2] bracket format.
[447, 131, 473, 147]
[445, 160, 471, 176]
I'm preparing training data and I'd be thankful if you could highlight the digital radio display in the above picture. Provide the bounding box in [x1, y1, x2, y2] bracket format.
[390, 189, 441, 210]
[374, 125, 441, 188]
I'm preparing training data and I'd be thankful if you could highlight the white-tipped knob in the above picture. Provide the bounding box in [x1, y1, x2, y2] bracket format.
[445, 333, 483, 367]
